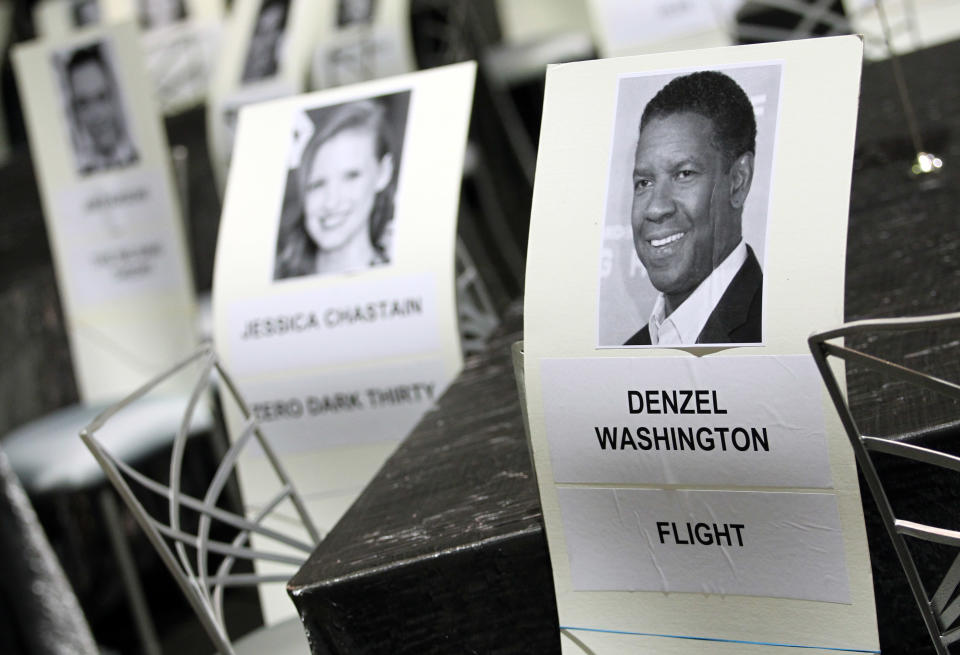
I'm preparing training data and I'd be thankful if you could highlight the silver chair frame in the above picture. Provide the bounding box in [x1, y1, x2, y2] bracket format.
[80, 344, 321, 655]
[809, 312, 960, 655]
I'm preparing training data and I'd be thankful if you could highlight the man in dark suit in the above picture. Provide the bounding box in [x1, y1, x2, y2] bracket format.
[625, 70, 762, 346]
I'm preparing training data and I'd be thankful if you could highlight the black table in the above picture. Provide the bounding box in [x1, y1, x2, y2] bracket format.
[288, 38, 960, 655]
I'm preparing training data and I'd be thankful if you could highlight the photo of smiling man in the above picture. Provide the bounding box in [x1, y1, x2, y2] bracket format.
[597, 64, 781, 347]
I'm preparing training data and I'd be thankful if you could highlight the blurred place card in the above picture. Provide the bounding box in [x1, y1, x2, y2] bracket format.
[207, 0, 325, 191]
[558, 488, 849, 602]
[307, 0, 415, 91]
[522, 37, 878, 654]
[131, 0, 225, 116]
[212, 62, 475, 622]
[13, 22, 197, 404]
[586, 0, 736, 58]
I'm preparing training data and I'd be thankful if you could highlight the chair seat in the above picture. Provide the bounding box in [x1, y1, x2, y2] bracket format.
[3, 395, 213, 495]
[232, 617, 311, 655]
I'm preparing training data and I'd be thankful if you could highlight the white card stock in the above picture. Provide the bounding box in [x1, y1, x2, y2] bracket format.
[14, 23, 197, 403]
[212, 62, 475, 623]
[558, 488, 849, 602]
[522, 36, 877, 654]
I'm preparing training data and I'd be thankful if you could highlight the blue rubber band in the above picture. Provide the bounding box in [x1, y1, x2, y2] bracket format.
[559, 626, 880, 653]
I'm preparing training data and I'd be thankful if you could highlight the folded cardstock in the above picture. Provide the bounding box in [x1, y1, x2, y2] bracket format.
[523, 36, 876, 654]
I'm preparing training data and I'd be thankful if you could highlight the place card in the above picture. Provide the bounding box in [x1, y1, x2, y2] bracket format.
[14, 22, 197, 403]
[212, 62, 476, 622]
[541, 355, 832, 488]
[522, 36, 878, 653]
[559, 488, 849, 602]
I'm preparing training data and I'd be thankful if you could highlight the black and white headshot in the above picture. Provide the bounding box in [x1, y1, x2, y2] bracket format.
[273, 91, 410, 280]
[598, 64, 781, 347]
[337, 0, 376, 27]
[54, 40, 139, 176]
[137, 0, 187, 30]
[241, 0, 290, 84]
[71, 0, 100, 27]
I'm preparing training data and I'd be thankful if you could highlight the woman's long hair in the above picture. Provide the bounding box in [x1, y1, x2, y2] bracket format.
[274, 98, 399, 279]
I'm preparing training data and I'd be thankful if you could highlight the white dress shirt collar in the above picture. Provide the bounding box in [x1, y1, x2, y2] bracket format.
[648, 240, 747, 346]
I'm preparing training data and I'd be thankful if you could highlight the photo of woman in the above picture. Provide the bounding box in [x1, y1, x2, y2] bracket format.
[273, 91, 410, 280]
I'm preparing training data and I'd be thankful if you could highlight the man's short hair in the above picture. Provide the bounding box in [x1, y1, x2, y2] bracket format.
[259, 0, 289, 22]
[65, 43, 109, 86]
[640, 71, 756, 167]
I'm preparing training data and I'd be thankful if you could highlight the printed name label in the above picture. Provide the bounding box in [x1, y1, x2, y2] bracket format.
[55, 169, 188, 307]
[558, 487, 850, 603]
[238, 359, 448, 453]
[540, 355, 832, 488]
[228, 272, 440, 375]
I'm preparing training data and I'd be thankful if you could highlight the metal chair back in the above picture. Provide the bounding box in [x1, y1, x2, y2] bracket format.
[80, 344, 321, 655]
[809, 312, 960, 655]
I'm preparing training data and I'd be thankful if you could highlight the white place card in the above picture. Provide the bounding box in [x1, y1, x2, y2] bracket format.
[14, 22, 197, 403]
[522, 36, 877, 654]
[212, 62, 476, 623]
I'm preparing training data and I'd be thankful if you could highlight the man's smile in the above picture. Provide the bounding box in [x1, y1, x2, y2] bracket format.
[648, 231, 686, 248]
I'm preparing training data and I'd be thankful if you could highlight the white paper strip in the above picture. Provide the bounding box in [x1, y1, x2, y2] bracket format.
[558, 487, 850, 603]
[541, 355, 832, 488]
[14, 23, 197, 403]
[213, 62, 475, 623]
[226, 272, 439, 375]
[521, 35, 876, 653]
[238, 358, 448, 452]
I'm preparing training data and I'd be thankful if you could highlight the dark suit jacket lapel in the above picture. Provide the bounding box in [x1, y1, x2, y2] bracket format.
[696, 246, 763, 344]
